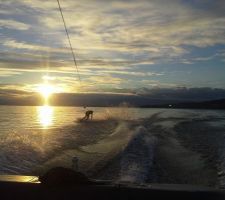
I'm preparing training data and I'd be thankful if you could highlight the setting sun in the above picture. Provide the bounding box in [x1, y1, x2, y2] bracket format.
[37, 84, 55, 99]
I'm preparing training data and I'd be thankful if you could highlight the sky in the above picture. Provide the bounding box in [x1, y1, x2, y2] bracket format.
[0, 0, 225, 105]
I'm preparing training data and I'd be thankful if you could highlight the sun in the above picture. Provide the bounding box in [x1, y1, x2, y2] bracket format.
[36, 76, 65, 104]
[37, 83, 55, 99]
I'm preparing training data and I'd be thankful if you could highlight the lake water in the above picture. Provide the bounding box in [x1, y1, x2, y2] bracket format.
[0, 105, 225, 188]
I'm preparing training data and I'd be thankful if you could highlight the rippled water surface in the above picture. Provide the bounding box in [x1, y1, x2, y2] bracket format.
[0, 106, 225, 188]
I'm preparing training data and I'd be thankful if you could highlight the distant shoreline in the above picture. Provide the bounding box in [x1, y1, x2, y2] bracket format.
[140, 98, 225, 110]
[0, 98, 224, 110]
[0, 104, 225, 110]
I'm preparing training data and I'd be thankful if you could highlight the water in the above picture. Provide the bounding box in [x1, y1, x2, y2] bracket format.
[0, 105, 225, 188]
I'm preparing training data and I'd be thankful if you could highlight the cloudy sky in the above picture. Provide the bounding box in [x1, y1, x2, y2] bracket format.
[0, 0, 225, 105]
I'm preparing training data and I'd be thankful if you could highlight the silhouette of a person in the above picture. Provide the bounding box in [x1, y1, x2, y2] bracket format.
[82, 110, 93, 121]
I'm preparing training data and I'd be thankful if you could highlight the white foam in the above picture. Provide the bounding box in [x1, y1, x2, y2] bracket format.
[119, 126, 157, 183]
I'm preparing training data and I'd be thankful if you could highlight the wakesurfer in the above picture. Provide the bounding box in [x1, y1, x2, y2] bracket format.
[82, 110, 94, 121]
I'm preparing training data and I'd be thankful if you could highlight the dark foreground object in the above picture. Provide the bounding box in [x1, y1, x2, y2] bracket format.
[0, 168, 225, 200]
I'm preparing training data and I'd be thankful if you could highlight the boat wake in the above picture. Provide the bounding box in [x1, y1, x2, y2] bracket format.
[119, 126, 157, 183]
[0, 109, 225, 188]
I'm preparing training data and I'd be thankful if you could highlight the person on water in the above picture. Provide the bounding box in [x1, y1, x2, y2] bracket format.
[82, 110, 94, 121]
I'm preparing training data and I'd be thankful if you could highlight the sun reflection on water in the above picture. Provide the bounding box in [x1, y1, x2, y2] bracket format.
[37, 105, 54, 128]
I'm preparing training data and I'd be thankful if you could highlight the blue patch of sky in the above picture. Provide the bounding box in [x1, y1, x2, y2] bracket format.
[184, 44, 225, 58]
[182, 0, 214, 10]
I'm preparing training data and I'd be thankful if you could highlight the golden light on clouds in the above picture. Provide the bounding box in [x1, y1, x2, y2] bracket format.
[42, 75, 55, 81]
[1, 0, 225, 98]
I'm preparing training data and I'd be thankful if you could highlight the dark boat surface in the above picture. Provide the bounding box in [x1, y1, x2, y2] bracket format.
[0, 174, 225, 200]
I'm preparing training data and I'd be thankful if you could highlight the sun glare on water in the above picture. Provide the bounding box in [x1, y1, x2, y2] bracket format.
[36, 76, 55, 128]
[37, 105, 54, 128]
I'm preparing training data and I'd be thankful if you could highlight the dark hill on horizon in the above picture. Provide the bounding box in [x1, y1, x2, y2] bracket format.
[141, 98, 225, 109]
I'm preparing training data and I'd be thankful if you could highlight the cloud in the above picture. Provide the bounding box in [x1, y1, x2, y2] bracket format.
[1, 84, 225, 106]
[2, 39, 68, 53]
[3, 1, 225, 52]
[1, 0, 225, 92]
[0, 19, 30, 30]
[99, 70, 163, 77]
[135, 87, 225, 101]
[0, 68, 21, 77]
[0, 50, 158, 79]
